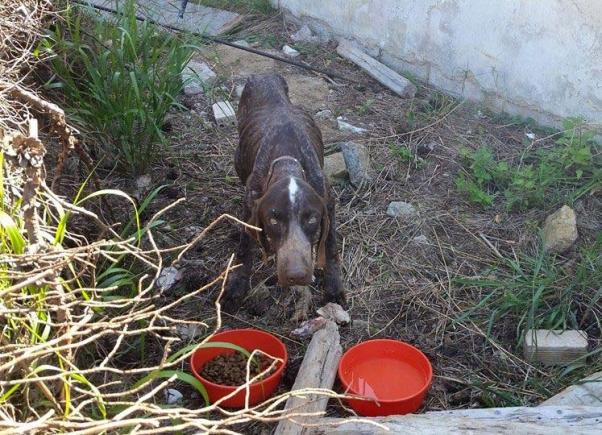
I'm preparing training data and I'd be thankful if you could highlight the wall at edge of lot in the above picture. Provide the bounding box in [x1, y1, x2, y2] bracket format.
[272, 0, 602, 130]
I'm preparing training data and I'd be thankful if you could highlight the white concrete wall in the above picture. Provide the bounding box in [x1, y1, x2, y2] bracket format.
[272, 0, 602, 129]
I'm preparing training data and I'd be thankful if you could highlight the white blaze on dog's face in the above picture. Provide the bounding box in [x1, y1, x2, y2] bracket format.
[256, 176, 324, 287]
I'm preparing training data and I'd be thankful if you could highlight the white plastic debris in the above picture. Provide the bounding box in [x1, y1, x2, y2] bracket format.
[156, 266, 182, 291]
[525, 132, 536, 140]
[337, 117, 367, 134]
[282, 44, 300, 58]
[165, 388, 183, 404]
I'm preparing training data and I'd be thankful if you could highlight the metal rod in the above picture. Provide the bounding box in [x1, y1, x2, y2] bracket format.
[70, 0, 360, 84]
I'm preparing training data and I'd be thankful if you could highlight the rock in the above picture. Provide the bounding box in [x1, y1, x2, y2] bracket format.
[337, 117, 367, 134]
[176, 323, 206, 341]
[165, 388, 183, 404]
[543, 205, 578, 253]
[212, 101, 236, 128]
[323, 152, 348, 182]
[417, 141, 437, 157]
[234, 84, 245, 98]
[387, 201, 418, 219]
[156, 266, 182, 291]
[412, 234, 429, 244]
[282, 44, 300, 57]
[182, 59, 217, 96]
[232, 39, 250, 47]
[314, 109, 333, 120]
[291, 24, 319, 43]
[135, 174, 152, 191]
[524, 329, 588, 366]
[317, 303, 350, 325]
[340, 141, 372, 187]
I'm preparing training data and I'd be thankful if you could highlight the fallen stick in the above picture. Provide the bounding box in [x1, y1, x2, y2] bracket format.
[308, 406, 602, 434]
[275, 320, 342, 435]
[336, 39, 417, 98]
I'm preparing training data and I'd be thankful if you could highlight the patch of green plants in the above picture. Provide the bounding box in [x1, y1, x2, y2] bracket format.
[456, 118, 601, 210]
[356, 99, 374, 116]
[455, 234, 602, 345]
[194, 0, 274, 15]
[44, 0, 194, 174]
[389, 143, 414, 163]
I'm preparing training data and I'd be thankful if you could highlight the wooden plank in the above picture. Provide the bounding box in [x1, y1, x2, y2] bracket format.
[540, 370, 602, 407]
[87, 0, 242, 35]
[309, 406, 602, 434]
[275, 321, 342, 435]
[336, 39, 417, 98]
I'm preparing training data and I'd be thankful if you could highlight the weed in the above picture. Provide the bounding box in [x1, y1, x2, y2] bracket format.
[356, 99, 374, 116]
[455, 234, 602, 344]
[194, 0, 274, 15]
[389, 143, 413, 163]
[44, 0, 193, 174]
[456, 118, 601, 210]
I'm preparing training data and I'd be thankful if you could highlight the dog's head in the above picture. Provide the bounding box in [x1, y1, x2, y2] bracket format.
[247, 167, 329, 288]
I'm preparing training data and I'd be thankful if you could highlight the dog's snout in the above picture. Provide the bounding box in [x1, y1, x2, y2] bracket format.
[285, 264, 310, 286]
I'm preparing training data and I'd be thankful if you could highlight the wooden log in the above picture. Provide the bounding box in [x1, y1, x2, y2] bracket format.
[336, 39, 417, 98]
[275, 320, 342, 435]
[308, 406, 602, 434]
[540, 370, 602, 407]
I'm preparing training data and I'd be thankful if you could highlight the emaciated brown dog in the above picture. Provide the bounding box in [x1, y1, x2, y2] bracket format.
[223, 74, 345, 310]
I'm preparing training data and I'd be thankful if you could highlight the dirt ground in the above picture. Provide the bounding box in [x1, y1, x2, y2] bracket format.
[79, 13, 601, 434]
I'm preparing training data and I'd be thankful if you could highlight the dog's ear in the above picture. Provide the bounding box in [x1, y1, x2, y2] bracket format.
[316, 203, 330, 269]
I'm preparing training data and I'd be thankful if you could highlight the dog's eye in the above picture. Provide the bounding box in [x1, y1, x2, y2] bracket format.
[269, 218, 278, 226]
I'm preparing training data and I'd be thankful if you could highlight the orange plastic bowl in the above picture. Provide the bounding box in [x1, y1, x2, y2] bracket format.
[190, 328, 287, 408]
[338, 339, 432, 416]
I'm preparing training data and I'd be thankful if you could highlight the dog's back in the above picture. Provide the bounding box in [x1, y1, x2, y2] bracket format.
[235, 74, 323, 184]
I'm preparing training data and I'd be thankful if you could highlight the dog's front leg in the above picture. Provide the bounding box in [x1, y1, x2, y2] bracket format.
[222, 207, 254, 312]
[322, 200, 346, 306]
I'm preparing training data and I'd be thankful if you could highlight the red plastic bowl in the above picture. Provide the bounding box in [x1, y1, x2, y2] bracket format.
[338, 339, 432, 416]
[190, 328, 288, 408]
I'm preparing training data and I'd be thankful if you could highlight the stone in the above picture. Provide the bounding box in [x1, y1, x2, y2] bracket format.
[340, 141, 372, 187]
[181, 59, 217, 96]
[176, 323, 206, 341]
[337, 117, 367, 134]
[524, 329, 588, 366]
[212, 101, 236, 128]
[314, 109, 333, 120]
[323, 152, 348, 182]
[156, 266, 182, 291]
[282, 44, 300, 57]
[387, 201, 418, 219]
[543, 205, 578, 253]
[234, 84, 245, 98]
[317, 303, 350, 325]
[412, 234, 429, 244]
[417, 141, 437, 157]
[165, 388, 183, 404]
[135, 174, 152, 191]
[89, 0, 242, 36]
[291, 24, 319, 43]
[232, 39, 250, 47]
